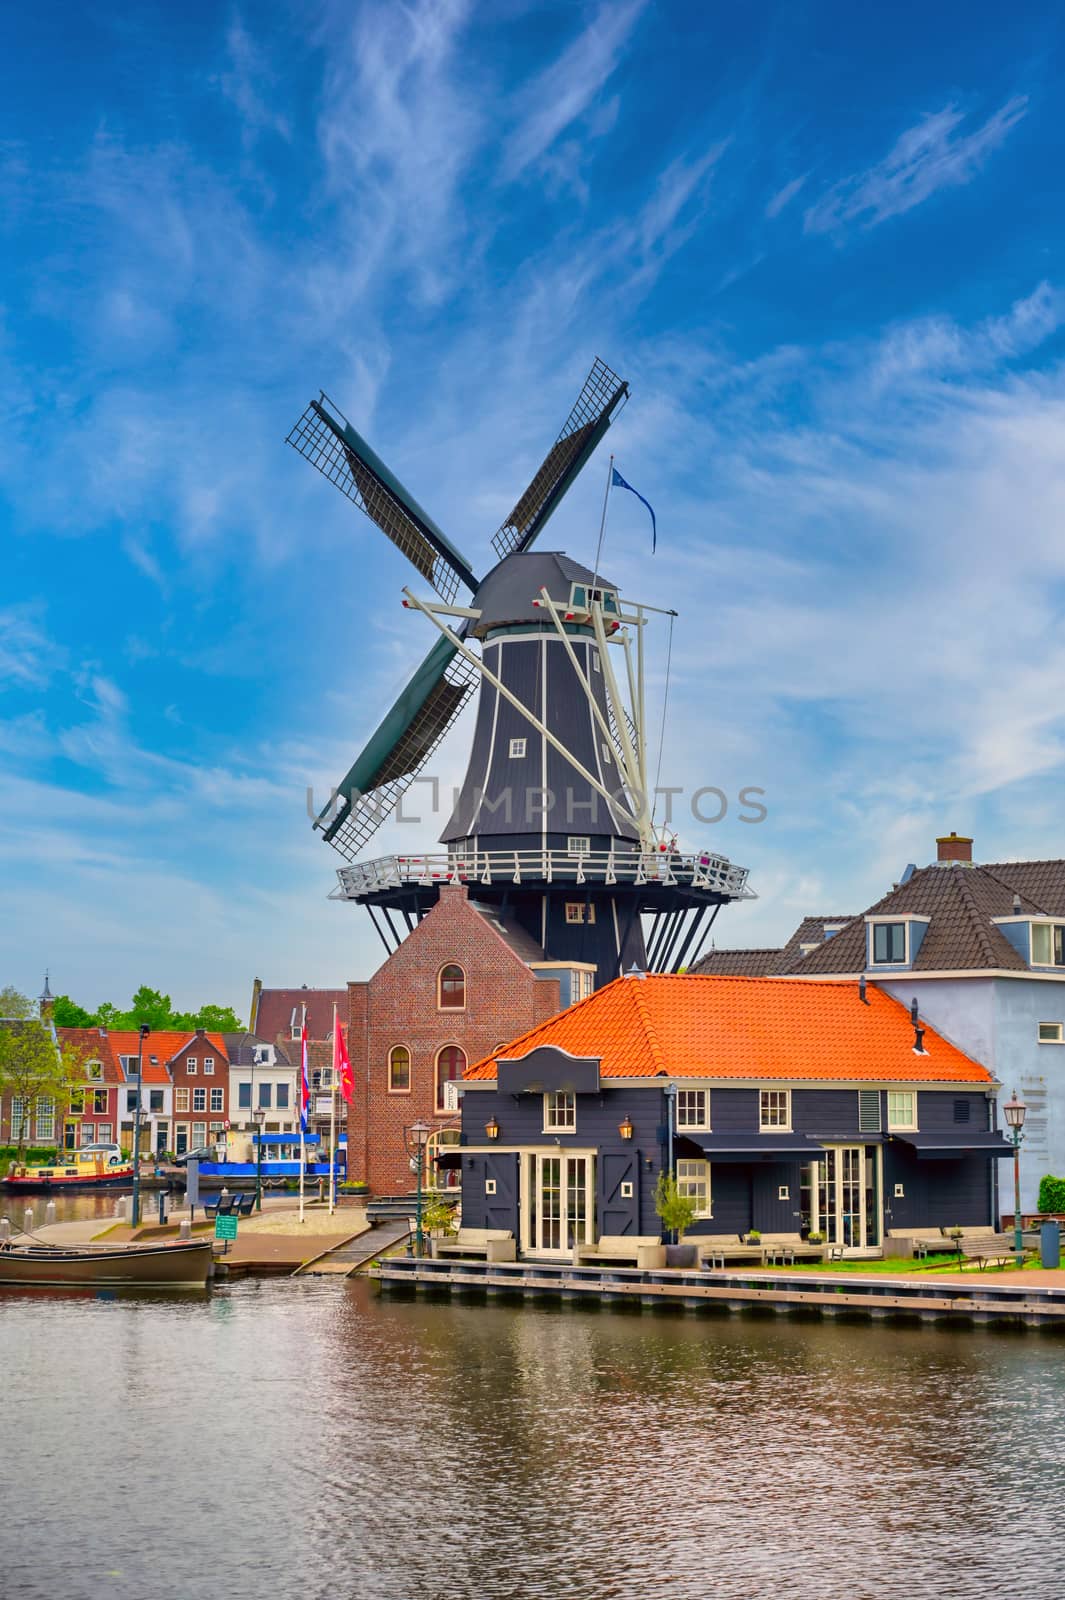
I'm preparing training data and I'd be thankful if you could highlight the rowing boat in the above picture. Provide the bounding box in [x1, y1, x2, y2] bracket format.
[0, 1238, 213, 1288]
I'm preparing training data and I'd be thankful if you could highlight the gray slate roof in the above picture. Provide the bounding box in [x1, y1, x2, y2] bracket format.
[693, 916, 855, 977]
[471, 551, 617, 635]
[783, 859, 1065, 975]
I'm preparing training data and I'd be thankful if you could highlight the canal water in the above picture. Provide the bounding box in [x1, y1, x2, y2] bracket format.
[1, 1277, 1062, 1600]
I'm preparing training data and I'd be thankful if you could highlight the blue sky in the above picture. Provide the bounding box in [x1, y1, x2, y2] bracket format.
[3, 0, 1065, 1011]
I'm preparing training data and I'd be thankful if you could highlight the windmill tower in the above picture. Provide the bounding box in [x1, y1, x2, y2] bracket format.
[287, 359, 752, 985]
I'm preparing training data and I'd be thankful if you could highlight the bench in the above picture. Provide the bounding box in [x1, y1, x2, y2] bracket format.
[432, 1228, 516, 1263]
[573, 1235, 667, 1270]
[956, 1234, 1021, 1272]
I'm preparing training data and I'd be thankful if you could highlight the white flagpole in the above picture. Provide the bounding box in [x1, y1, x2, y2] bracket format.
[299, 1002, 306, 1225]
[590, 451, 614, 597]
[329, 1003, 337, 1215]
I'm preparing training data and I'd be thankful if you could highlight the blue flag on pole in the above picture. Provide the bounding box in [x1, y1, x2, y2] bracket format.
[611, 467, 657, 551]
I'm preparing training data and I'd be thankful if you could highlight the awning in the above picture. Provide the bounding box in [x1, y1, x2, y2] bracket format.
[434, 1149, 463, 1170]
[680, 1133, 827, 1164]
[892, 1131, 1015, 1161]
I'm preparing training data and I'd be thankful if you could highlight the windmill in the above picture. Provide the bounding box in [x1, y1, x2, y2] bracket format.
[287, 359, 752, 984]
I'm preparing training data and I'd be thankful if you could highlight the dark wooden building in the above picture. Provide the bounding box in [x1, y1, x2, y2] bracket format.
[457, 974, 1011, 1256]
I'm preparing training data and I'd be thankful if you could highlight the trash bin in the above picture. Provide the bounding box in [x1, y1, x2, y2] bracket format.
[1041, 1221, 1060, 1269]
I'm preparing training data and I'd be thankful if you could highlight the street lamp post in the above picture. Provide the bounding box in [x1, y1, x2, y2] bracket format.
[1002, 1089, 1028, 1264]
[130, 1024, 150, 1228]
[254, 1106, 265, 1213]
[404, 1120, 432, 1257]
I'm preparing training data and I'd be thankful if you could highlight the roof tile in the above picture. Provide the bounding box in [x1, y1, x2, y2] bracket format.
[467, 974, 989, 1084]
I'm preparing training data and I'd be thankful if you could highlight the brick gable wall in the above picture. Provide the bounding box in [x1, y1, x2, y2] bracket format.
[346, 885, 562, 1194]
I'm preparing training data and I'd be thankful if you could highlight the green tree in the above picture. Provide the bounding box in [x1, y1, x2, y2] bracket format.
[193, 1003, 244, 1032]
[0, 994, 85, 1162]
[52, 994, 95, 1028]
[0, 987, 36, 1019]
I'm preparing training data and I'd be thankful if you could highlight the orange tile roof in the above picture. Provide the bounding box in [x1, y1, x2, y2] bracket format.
[465, 974, 991, 1085]
[106, 1031, 229, 1083]
[56, 1028, 123, 1083]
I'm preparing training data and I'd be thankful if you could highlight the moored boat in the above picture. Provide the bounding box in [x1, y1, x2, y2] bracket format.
[0, 1238, 213, 1288]
[3, 1144, 135, 1192]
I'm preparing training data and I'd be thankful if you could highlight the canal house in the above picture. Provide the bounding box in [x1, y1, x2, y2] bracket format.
[696, 833, 1065, 1212]
[457, 973, 1011, 1256]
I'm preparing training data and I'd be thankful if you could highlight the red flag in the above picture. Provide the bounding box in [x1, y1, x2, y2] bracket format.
[335, 1012, 354, 1104]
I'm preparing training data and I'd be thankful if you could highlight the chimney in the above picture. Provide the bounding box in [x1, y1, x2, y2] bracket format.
[936, 831, 973, 865]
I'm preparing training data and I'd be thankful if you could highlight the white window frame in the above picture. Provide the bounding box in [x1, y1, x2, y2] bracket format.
[567, 835, 591, 856]
[87, 1060, 103, 1081]
[564, 902, 596, 925]
[1038, 1022, 1064, 1044]
[192, 1087, 207, 1113]
[543, 1091, 576, 1133]
[591, 649, 601, 673]
[1031, 922, 1065, 967]
[509, 737, 527, 759]
[186, 1057, 197, 1075]
[869, 921, 908, 965]
[96, 1123, 113, 1145]
[675, 1088, 710, 1131]
[759, 1089, 791, 1131]
[676, 1158, 712, 1219]
[203, 1057, 215, 1075]
[210, 1087, 224, 1113]
[191, 1122, 207, 1147]
[35, 1097, 55, 1141]
[886, 1090, 917, 1131]
[175, 1087, 190, 1113]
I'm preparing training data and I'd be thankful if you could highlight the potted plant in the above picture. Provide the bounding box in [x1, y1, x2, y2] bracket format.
[423, 1195, 459, 1256]
[655, 1171, 698, 1266]
[745, 1229, 762, 1245]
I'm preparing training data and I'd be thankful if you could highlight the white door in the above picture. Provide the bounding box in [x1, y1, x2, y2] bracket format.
[526, 1153, 596, 1256]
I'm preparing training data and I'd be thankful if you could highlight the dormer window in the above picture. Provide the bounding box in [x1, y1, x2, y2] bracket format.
[872, 923, 906, 964]
[1031, 923, 1065, 967]
[87, 1060, 103, 1081]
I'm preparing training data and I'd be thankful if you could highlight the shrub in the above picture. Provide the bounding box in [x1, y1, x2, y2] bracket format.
[0, 1146, 59, 1164]
[654, 1171, 697, 1240]
[1037, 1175, 1065, 1214]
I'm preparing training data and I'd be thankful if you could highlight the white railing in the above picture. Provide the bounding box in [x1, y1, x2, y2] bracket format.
[332, 848, 752, 901]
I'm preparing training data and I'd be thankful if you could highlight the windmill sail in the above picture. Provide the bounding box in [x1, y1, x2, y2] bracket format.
[317, 636, 478, 860]
[490, 358, 628, 561]
[287, 394, 477, 605]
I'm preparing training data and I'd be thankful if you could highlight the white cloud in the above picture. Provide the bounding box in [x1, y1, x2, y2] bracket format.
[501, 0, 646, 179]
[765, 172, 807, 219]
[805, 95, 1028, 234]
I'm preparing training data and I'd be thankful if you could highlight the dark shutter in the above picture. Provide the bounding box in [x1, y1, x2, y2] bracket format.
[484, 1152, 520, 1235]
[858, 1090, 881, 1132]
[953, 1099, 971, 1125]
[597, 1151, 640, 1236]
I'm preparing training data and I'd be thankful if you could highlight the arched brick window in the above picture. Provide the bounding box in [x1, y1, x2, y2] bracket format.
[436, 1045, 467, 1110]
[438, 964, 466, 1010]
[388, 1045, 411, 1093]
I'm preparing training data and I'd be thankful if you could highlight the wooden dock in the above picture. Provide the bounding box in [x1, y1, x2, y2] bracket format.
[370, 1256, 1065, 1331]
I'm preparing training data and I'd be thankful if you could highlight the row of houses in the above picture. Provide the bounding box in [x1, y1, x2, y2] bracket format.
[0, 986, 350, 1159]
[337, 832, 1065, 1224]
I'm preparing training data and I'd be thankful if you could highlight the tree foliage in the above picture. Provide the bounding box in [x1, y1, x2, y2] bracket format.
[0, 993, 85, 1160]
[51, 986, 243, 1033]
[1037, 1174, 1065, 1214]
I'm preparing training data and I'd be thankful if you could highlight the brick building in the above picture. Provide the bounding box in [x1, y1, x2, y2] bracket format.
[346, 884, 582, 1195]
[142, 1030, 230, 1157]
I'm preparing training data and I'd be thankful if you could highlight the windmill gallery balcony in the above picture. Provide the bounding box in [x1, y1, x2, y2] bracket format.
[331, 847, 752, 901]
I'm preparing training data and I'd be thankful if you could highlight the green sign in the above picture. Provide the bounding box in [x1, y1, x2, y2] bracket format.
[214, 1214, 238, 1241]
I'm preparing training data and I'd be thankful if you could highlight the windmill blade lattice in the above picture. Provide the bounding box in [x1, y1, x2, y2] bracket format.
[318, 639, 479, 861]
[490, 358, 628, 561]
[286, 394, 476, 604]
